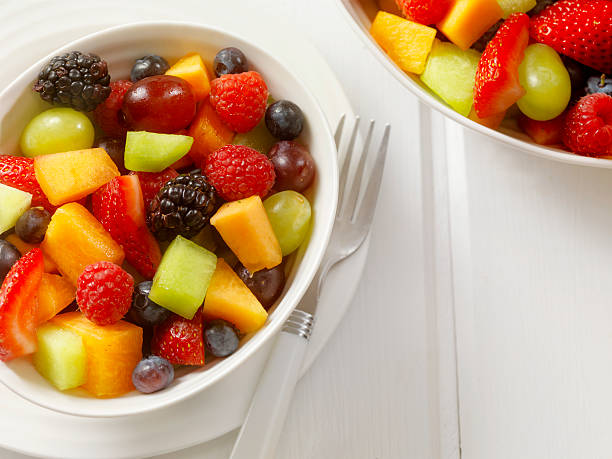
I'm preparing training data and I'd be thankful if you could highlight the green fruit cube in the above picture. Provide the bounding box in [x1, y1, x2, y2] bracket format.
[497, 0, 536, 18]
[33, 323, 87, 391]
[420, 40, 482, 117]
[124, 131, 194, 172]
[0, 184, 32, 234]
[233, 120, 277, 155]
[149, 235, 217, 319]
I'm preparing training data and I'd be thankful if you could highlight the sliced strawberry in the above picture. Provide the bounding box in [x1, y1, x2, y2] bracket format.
[128, 168, 179, 212]
[518, 112, 566, 145]
[151, 311, 205, 365]
[0, 249, 44, 362]
[92, 176, 161, 279]
[473, 13, 530, 118]
[0, 155, 55, 212]
[530, 0, 612, 74]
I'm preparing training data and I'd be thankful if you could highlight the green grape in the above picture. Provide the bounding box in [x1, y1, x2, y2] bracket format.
[263, 191, 312, 256]
[517, 44, 571, 121]
[20, 107, 94, 157]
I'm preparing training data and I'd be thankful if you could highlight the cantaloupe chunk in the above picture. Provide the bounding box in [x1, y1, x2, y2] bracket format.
[211, 196, 282, 273]
[5, 233, 58, 273]
[203, 259, 268, 333]
[437, 0, 503, 50]
[34, 148, 120, 206]
[166, 53, 211, 102]
[468, 107, 506, 129]
[187, 99, 235, 164]
[36, 273, 76, 325]
[370, 11, 437, 74]
[41, 203, 125, 284]
[50, 312, 142, 398]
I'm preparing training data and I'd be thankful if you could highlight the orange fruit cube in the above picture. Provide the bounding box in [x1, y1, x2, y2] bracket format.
[187, 99, 234, 165]
[41, 203, 125, 284]
[36, 273, 76, 325]
[166, 53, 211, 102]
[50, 312, 143, 398]
[5, 233, 58, 273]
[34, 148, 120, 206]
[437, 0, 503, 50]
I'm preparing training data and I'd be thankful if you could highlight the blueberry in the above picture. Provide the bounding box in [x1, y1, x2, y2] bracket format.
[204, 320, 240, 358]
[15, 208, 51, 244]
[132, 356, 174, 394]
[130, 55, 170, 82]
[0, 240, 21, 283]
[213, 47, 248, 77]
[586, 74, 612, 96]
[265, 100, 304, 140]
[128, 281, 171, 327]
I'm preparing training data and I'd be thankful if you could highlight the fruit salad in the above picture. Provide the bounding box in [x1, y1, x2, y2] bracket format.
[369, 0, 612, 157]
[0, 46, 317, 398]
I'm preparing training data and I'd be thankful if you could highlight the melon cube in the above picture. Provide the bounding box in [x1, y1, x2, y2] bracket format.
[203, 259, 268, 334]
[420, 40, 482, 116]
[5, 233, 58, 273]
[165, 53, 211, 102]
[36, 273, 76, 325]
[41, 203, 125, 284]
[233, 119, 277, 155]
[34, 148, 119, 206]
[33, 323, 86, 391]
[187, 99, 235, 164]
[0, 184, 31, 234]
[50, 312, 142, 398]
[124, 131, 194, 173]
[437, 0, 503, 50]
[211, 196, 282, 273]
[370, 11, 437, 75]
[149, 235, 217, 319]
[497, 0, 536, 17]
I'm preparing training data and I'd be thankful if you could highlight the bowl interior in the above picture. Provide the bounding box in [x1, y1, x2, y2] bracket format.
[0, 22, 338, 417]
[338, 0, 612, 169]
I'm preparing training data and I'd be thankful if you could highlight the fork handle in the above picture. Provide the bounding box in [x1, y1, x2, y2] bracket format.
[230, 310, 314, 459]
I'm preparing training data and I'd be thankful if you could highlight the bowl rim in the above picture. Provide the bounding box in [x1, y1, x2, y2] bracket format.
[0, 20, 338, 417]
[336, 0, 612, 169]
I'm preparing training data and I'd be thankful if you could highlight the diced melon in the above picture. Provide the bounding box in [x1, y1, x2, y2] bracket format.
[233, 120, 277, 155]
[36, 273, 76, 325]
[5, 233, 58, 273]
[497, 0, 536, 17]
[370, 11, 437, 74]
[34, 148, 119, 206]
[420, 40, 482, 116]
[0, 184, 31, 234]
[203, 259, 268, 333]
[187, 99, 235, 164]
[165, 53, 211, 101]
[124, 131, 194, 173]
[149, 235, 217, 320]
[437, 0, 503, 50]
[50, 312, 142, 398]
[211, 196, 282, 273]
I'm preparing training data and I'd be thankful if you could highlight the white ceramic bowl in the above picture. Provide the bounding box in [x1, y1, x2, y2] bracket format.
[338, 0, 612, 168]
[0, 21, 338, 417]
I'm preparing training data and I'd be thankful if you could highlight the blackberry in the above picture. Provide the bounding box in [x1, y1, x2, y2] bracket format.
[147, 172, 217, 240]
[33, 51, 111, 111]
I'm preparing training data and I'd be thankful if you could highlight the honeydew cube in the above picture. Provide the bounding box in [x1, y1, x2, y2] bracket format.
[497, 0, 536, 18]
[124, 131, 194, 173]
[0, 184, 31, 234]
[437, 0, 503, 50]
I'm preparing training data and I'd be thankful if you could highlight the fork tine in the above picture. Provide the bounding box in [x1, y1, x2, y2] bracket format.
[337, 117, 360, 209]
[354, 124, 390, 228]
[342, 120, 375, 220]
[334, 114, 346, 149]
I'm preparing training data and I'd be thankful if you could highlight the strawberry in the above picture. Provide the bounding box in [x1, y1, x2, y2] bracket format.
[92, 176, 161, 279]
[530, 0, 612, 74]
[473, 13, 530, 118]
[129, 168, 179, 211]
[395, 0, 451, 24]
[518, 112, 566, 145]
[0, 155, 55, 212]
[0, 249, 44, 362]
[151, 311, 205, 365]
[562, 93, 612, 156]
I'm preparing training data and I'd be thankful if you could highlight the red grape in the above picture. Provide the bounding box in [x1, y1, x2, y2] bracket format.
[268, 141, 315, 192]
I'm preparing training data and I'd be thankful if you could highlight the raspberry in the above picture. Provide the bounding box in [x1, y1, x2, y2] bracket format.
[210, 71, 268, 133]
[562, 93, 612, 156]
[93, 80, 133, 137]
[205, 145, 275, 201]
[76, 262, 134, 325]
[395, 0, 451, 24]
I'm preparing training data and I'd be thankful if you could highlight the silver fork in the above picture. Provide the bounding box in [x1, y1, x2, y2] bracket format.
[230, 116, 391, 459]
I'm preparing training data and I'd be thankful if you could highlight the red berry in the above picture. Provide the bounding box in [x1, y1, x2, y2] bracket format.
[76, 261, 134, 326]
[0, 249, 44, 362]
[205, 145, 275, 201]
[562, 93, 612, 156]
[93, 80, 133, 138]
[395, 0, 451, 24]
[151, 311, 205, 365]
[210, 71, 268, 133]
[92, 176, 162, 279]
[518, 112, 566, 145]
[0, 155, 55, 212]
[474, 13, 530, 118]
[129, 168, 179, 211]
[530, 0, 612, 74]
